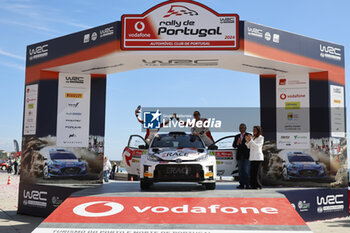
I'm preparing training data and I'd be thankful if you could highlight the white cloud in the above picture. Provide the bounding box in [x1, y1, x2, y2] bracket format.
[0, 1, 91, 35]
[0, 48, 25, 60]
[0, 61, 25, 71]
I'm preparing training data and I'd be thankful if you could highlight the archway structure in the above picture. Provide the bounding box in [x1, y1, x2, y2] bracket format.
[21, 0, 346, 224]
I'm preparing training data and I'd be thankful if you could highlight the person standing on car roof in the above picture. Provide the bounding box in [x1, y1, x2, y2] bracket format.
[189, 111, 214, 146]
[233, 123, 251, 189]
[135, 106, 176, 144]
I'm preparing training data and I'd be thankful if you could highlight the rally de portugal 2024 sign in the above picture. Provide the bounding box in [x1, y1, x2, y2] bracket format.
[121, 0, 239, 50]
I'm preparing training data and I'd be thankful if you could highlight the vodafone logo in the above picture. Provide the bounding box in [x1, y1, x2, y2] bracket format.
[134, 21, 145, 32]
[73, 201, 124, 217]
[280, 93, 306, 100]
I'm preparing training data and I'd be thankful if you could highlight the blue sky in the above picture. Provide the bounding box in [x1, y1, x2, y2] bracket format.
[0, 0, 349, 161]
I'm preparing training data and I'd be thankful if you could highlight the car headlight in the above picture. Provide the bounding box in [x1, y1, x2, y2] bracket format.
[147, 154, 161, 162]
[288, 165, 298, 171]
[51, 161, 60, 168]
[196, 153, 209, 161]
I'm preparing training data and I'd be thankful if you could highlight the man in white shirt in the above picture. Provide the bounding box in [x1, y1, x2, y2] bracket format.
[103, 157, 112, 182]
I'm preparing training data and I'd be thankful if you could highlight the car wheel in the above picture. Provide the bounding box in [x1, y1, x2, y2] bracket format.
[43, 165, 50, 180]
[1, 165, 6, 171]
[203, 182, 216, 190]
[282, 167, 290, 181]
[140, 179, 152, 190]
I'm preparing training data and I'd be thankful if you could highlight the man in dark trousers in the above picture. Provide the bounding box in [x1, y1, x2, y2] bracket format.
[233, 123, 251, 189]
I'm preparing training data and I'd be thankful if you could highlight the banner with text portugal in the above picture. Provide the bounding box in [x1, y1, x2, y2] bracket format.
[121, 0, 239, 50]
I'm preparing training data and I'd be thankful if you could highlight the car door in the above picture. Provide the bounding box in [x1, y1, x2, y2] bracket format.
[208, 135, 238, 177]
[121, 135, 148, 179]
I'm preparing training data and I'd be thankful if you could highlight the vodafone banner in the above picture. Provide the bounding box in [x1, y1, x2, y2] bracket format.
[39, 196, 307, 230]
[121, 0, 239, 50]
[56, 73, 91, 147]
[276, 74, 310, 149]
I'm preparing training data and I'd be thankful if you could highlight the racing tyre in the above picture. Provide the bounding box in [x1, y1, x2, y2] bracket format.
[282, 167, 290, 181]
[140, 179, 152, 190]
[43, 165, 51, 180]
[203, 182, 216, 190]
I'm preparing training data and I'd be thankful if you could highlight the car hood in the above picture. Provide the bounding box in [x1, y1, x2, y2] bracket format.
[151, 148, 206, 161]
[290, 162, 321, 168]
[52, 159, 82, 165]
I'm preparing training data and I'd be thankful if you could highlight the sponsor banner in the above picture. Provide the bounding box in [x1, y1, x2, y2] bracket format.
[122, 0, 239, 50]
[276, 74, 310, 149]
[244, 21, 344, 67]
[43, 196, 305, 226]
[280, 188, 349, 221]
[57, 73, 91, 147]
[18, 184, 82, 217]
[23, 84, 39, 135]
[26, 22, 119, 67]
[330, 85, 345, 138]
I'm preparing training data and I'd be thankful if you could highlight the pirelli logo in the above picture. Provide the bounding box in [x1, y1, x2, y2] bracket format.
[65, 93, 83, 98]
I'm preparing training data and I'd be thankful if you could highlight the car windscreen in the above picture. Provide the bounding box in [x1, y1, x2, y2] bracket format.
[50, 152, 77, 160]
[151, 134, 205, 148]
[288, 155, 314, 162]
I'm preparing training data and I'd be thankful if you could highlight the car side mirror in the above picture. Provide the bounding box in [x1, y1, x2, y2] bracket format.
[197, 148, 204, 153]
[139, 145, 148, 149]
[208, 145, 218, 150]
[152, 148, 159, 153]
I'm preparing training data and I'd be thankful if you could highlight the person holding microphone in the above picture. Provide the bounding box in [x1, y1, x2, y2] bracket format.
[245, 126, 264, 189]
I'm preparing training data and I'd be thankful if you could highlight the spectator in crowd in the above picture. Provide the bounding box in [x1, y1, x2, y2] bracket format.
[103, 157, 112, 182]
[233, 123, 251, 189]
[13, 158, 18, 175]
[110, 162, 117, 180]
[245, 126, 264, 189]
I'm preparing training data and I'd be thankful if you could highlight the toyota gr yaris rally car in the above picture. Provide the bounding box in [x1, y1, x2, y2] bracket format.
[43, 149, 88, 179]
[282, 152, 326, 180]
[139, 132, 217, 190]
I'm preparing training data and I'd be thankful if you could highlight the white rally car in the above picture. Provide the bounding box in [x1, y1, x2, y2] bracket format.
[141, 132, 217, 190]
[122, 132, 239, 190]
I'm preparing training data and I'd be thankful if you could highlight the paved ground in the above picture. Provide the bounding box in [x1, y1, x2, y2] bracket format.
[0, 172, 349, 232]
[0, 172, 44, 233]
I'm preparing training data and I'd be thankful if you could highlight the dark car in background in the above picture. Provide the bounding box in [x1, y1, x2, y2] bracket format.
[282, 152, 326, 180]
[43, 149, 88, 179]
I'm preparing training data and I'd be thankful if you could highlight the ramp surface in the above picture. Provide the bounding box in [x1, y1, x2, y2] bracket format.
[33, 182, 312, 233]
